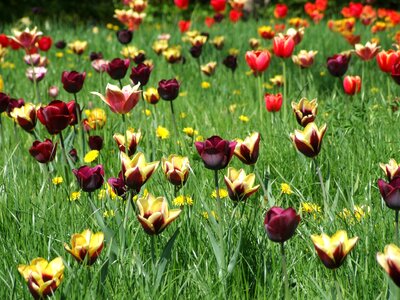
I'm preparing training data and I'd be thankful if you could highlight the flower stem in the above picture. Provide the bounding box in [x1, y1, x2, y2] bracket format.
[59, 131, 71, 184]
[282, 59, 287, 122]
[118, 79, 123, 89]
[74, 93, 86, 158]
[396, 210, 399, 245]
[314, 158, 328, 219]
[170, 101, 179, 151]
[257, 75, 263, 127]
[151, 235, 156, 266]
[281, 242, 289, 300]
[214, 169, 222, 219]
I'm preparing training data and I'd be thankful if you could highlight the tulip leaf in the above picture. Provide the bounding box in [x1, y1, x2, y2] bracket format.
[227, 228, 242, 275]
[203, 222, 224, 275]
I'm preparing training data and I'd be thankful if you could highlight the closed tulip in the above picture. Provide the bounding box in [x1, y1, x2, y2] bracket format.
[174, 0, 189, 9]
[291, 97, 318, 127]
[234, 132, 260, 165]
[113, 129, 141, 156]
[378, 176, 400, 210]
[18, 257, 64, 299]
[311, 230, 358, 269]
[326, 53, 351, 77]
[130, 63, 152, 86]
[158, 79, 180, 101]
[91, 83, 141, 114]
[258, 26, 275, 40]
[376, 50, 399, 73]
[29, 139, 57, 163]
[195, 135, 236, 170]
[286, 27, 304, 45]
[245, 50, 271, 75]
[38, 36, 52, 51]
[37, 100, 72, 135]
[161, 155, 190, 187]
[264, 207, 300, 243]
[290, 122, 327, 158]
[274, 3, 288, 19]
[61, 71, 86, 94]
[201, 62, 217, 76]
[224, 167, 260, 201]
[10, 103, 36, 132]
[64, 229, 104, 265]
[108, 171, 127, 197]
[392, 60, 400, 85]
[88, 135, 103, 151]
[377, 244, 400, 287]
[106, 58, 130, 80]
[265, 93, 283, 112]
[273, 34, 295, 58]
[26, 67, 47, 82]
[72, 165, 105, 193]
[354, 42, 380, 61]
[380, 159, 400, 182]
[121, 152, 159, 194]
[223, 54, 238, 72]
[343, 75, 361, 95]
[116, 29, 133, 45]
[143, 87, 160, 104]
[292, 50, 318, 68]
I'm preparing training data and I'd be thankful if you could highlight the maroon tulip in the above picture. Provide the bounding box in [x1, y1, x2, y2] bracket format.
[264, 207, 300, 243]
[106, 58, 130, 80]
[61, 71, 86, 94]
[189, 45, 203, 58]
[378, 177, 400, 210]
[158, 79, 180, 101]
[66, 100, 80, 126]
[116, 29, 133, 45]
[55, 40, 66, 49]
[69, 148, 79, 163]
[108, 171, 127, 197]
[195, 135, 237, 170]
[88, 135, 103, 151]
[29, 139, 57, 163]
[130, 63, 152, 86]
[326, 53, 351, 77]
[392, 60, 400, 85]
[6, 98, 25, 117]
[0, 93, 10, 113]
[133, 53, 146, 64]
[37, 100, 71, 134]
[72, 165, 105, 192]
[89, 51, 103, 61]
[223, 55, 238, 72]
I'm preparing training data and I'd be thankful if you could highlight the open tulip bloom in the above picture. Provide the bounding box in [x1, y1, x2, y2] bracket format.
[290, 122, 327, 158]
[224, 167, 259, 202]
[161, 155, 190, 187]
[64, 229, 104, 265]
[234, 132, 260, 165]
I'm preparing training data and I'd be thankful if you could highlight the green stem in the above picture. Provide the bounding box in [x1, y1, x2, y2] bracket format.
[332, 270, 341, 300]
[170, 101, 179, 150]
[59, 131, 71, 183]
[257, 75, 263, 126]
[74, 93, 86, 158]
[151, 235, 156, 266]
[282, 59, 287, 122]
[281, 242, 289, 300]
[118, 79, 123, 89]
[314, 158, 328, 220]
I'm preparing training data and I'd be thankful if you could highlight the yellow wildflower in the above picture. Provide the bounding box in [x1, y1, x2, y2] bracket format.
[183, 127, 198, 137]
[144, 109, 151, 116]
[370, 87, 379, 94]
[195, 135, 204, 142]
[354, 205, 371, 221]
[320, 71, 326, 76]
[84, 150, 99, 163]
[179, 91, 187, 97]
[263, 83, 274, 89]
[0, 75, 3, 92]
[106, 23, 114, 30]
[233, 90, 241, 95]
[103, 210, 116, 218]
[92, 26, 99, 34]
[180, 112, 187, 119]
[113, 25, 119, 31]
[156, 126, 170, 139]
[211, 188, 228, 199]
[201, 81, 211, 89]
[70, 191, 81, 201]
[52, 176, 63, 185]
[229, 104, 237, 113]
[301, 202, 321, 214]
[239, 115, 249, 122]
[280, 183, 292, 195]
[202, 210, 218, 220]
[173, 195, 194, 206]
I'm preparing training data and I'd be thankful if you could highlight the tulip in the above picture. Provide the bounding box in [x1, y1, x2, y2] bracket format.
[274, 3, 288, 19]
[224, 167, 260, 201]
[229, 10, 242, 23]
[113, 129, 141, 156]
[292, 50, 318, 68]
[163, 47, 182, 63]
[10, 27, 42, 50]
[174, 0, 189, 9]
[121, 152, 159, 194]
[158, 79, 180, 101]
[378, 177, 400, 210]
[61, 71, 86, 94]
[37, 100, 72, 135]
[68, 40, 88, 55]
[211, 0, 226, 12]
[108, 171, 127, 197]
[152, 40, 169, 55]
[88, 135, 104, 151]
[264, 207, 300, 243]
[223, 55, 238, 72]
[211, 36, 224, 50]
[354, 42, 380, 61]
[91, 59, 109, 73]
[376, 50, 399, 73]
[72, 165, 105, 193]
[26, 66, 47, 82]
[55, 40, 66, 49]
[64, 229, 104, 265]
[37, 36, 52, 51]
[106, 58, 130, 80]
[161, 155, 190, 187]
[377, 244, 400, 287]
[311, 230, 358, 269]
[286, 27, 304, 45]
[189, 45, 203, 58]
[201, 62, 217, 76]
[0, 92, 10, 113]
[91, 82, 141, 115]
[24, 54, 41, 66]
[273, 34, 295, 58]
[130, 63, 152, 86]
[380, 159, 400, 182]
[249, 38, 261, 49]
[89, 51, 103, 61]
[245, 50, 271, 75]
[392, 60, 400, 85]
[258, 26, 275, 40]
[116, 29, 133, 44]
[234, 132, 260, 165]
[10, 103, 37, 132]
[326, 53, 351, 77]
[290, 122, 327, 158]
[137, 193, 181, 235]
[195, 135, 236, 170]
[343, 75, 361, 95]
[6, 98, 25, 116]
[265, 93, 283, 112]
[18, 257, 64, 299]
[66, 100, 80, 126]
[48, 86, 59, 99]
[291, 97, 318, 127]
[84, 108, 107, 130]
[69, 148, 79, 163]
[29, 139, 57, 163]
[143, 87, 160, 104]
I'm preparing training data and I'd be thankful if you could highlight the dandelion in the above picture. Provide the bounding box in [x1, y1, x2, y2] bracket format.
[229, 104, 237, 113]
[211, 188, 229, 199]
[70, 191, 81, 201]
[103, 210, 116, 218]
[52, 176, 63, 185]
[202, 210, 218, 220]
[144, 109, 151, 116]
[281, 183, 292, 195]
[173, 195, 194, 206]
[55, 52, 64, 58]
[156, 126, 170, 139]
[301, 202, 322, 214]
[106, 23, 114, 30]
[180, 112, 187, 119]
[201, 81, 211, 89]
[354, 205, 371, 222]
[239, 115, 249, 122]
[183, 127, 198, 137]
[195, 135, 204, 142]
[84, 150, 99, 163]
[233, 90, 241, 95]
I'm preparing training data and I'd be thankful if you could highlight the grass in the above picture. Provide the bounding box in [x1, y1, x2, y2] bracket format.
[0, 13, 399, 299]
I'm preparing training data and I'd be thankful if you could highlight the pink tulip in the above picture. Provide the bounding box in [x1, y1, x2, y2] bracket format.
[245, 50, 271, 74]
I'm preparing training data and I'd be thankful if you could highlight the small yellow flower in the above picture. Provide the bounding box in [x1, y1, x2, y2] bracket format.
[156, 126, 170, 139]
[320, 71, 326, 76]
[113, 25, 119, 31]
[280, 183, 292, 195]
[229, 104, 237, 113]
[201, 81, 211, 89]
[354, 205, 370, 221]
[183, 127, 198, 137]
[239, 115, 249, 122]
[211, 188, 228, 199]
[370, 87, 379, 94]
[87, 72, 93, 78]
[106, 23, 114, 30]
[144, 109, 151, 116]
[52, 176, 63, 185]
[301, 202, 321, 214]
[179, 91, 187, 97]
[173, 195, 194, 206]
[84, 150, 99, 163]
[1, 62, 15, 69]
[92, 26, 99, 34]
[263, 83, 274, 90]
[202, 210, 218, 220]
[103, 209, 116, 218]
[179, 112, 187, 119]
[70, 191, 81, 201]
[233, 90, 241, 95]
[229, 48, 239, 56]
[195, 135, 204, 142]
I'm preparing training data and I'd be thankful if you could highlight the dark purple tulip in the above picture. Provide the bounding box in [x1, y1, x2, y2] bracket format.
[189, 45, 203, 58]
[223, 55, 238, 72]
[200, 32, 210, 40]
[69, 148, 79, 163]
[158, 79, 180, 101]
[0, 93, 10, 113]
[264, 207, 300, 243]
[66, 100, 80, 126]
[106, 58, 130, 80]
[130, 63, 152, 86]
[108, 171, 127, 197]
[326, 54, 351, 77]
[89, 51, 103, 61]
[195, 135, 237, 170]
[37, 100, 71, 135]
[73, 165, 105, 192]
[29, 139, 57, 163]
[55, 40, 66, 49]
[7, 98, 25, 117]
[61, 71, 86, 94]
[133, 53, 146, 64]
[88, 135, 103, 151]
[214, 13, 224, 23]
[392, 60, 400, 85]
[378, 177, 400, 210]
[116, 29, 133, 45]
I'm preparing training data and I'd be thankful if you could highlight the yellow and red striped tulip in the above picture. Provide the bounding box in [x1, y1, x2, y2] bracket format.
[234, 132, 260, 165]
[64, 229, 104, 265]
[380, 159, 400, 181]
[291, 97, 318, 127]
[224, 167, 260, 201]
[201, 62, 217, 76]
[161, 155, 190, 187]
[10, 103, 37, 132]
[113, 129, 141, 156]
[377, 244, 400, 287]
[290, 122, 327, 158]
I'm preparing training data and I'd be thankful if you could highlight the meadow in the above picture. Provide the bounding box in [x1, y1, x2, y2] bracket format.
[1, 2, 400, 299]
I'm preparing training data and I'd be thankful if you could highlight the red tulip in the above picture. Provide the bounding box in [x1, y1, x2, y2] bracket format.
[264, 207, 300, 243]
[73, 165, 105, 193]
[211, 0, 226, 12]
[378, 177, 400, 210]
[37, 100, 72, 135]
[178, 20, 191, 33]
[66, 100, 80, 126]
[343, 75, 361, 95]
[61, 71, 86, 94]
[327, 53, 351, 77]
[376, 50, 399, 73]
[229, 10, 242, 23]
[205, 17, 215, 28]
[0, 34, 9, 47]
[37, 36, 52, 51]
[245, 50, 271, 75]
[273, 34, 295, 58]
[108, 171, 127, 197]
[274, 4, 288, 19]
[265, 93, 283, 112]
[88, 135, 103, 151]
[195, 135, 236, 170]
[174, 0, 189, 9]
[29, 139, 57, 163]
[158, 79, 180, 101]
[392, 60, 400, 85]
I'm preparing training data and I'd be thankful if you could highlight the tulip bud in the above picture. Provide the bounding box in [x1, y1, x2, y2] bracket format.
[133, 52, 146, 64]
[10, 103, 37, 132]
[234, 132, 260, 165]
[245, 50, 271, 75]
[195, 135, 236, 170]
[326, 53, 351, 77]
[201, 62, 217, 76]
[48, 86, 59, 98]
[264, 207, 300, 243]
[378, 177, 400, 210]
[38, 36, 52, 51]
[89, 51, 103, 61]
[26, 66, 47, 82]
[64, 229, 104, 265]
[116, 29, 133, 45]
[143, 87, 160, 104]
[189, 45, 203, 58]
[113, 129, 141, 156]
[274, 3, 288, 19]
[343, 75, 361, 95]
[290, 122, 327, 158]
[161, 155, 190, 187]
[29, 139, 57, 163]
[61, 71, 86, 94]
[273, 34, 295, 58]
[106, 58, 130, 80]
[88, 135, 104, 151]
[158, 79, 180, 101]
[130, 63, 152, 86]
[265, 93, 283, 112]
[72, 165, 105, 192]
[377, 244, 400, 287]
[55, 40, 66, 49]
[223, 55, 238, 72]
[224, 167, 260, 201]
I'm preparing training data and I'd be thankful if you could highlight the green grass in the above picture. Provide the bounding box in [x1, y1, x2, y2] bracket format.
[0, 14, 400, 299]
